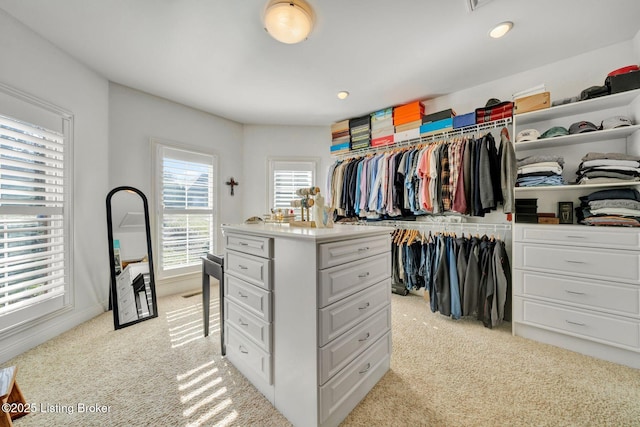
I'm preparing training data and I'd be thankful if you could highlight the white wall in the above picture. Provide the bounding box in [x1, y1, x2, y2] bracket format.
[242, 125, 332, 217]
[108, 83, 244, 295]
[424, 40, 637, 116]
[0, 9, 109, 362]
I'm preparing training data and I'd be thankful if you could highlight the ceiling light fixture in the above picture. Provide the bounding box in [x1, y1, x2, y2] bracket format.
[489, 21, 513, 39]
[263, 0, 315, 44]
[337, 91, 349, 100]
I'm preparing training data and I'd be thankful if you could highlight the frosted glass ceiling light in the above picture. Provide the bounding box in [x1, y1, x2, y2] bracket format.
[337, 91, 349, 100]
[264, 0, 314, 44]
[489, 21, 513, 38]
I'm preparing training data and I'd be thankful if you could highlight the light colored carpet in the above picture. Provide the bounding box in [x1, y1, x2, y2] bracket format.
[5, 285, 640, 427]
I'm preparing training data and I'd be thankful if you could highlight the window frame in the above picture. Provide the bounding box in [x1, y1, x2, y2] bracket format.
[151, 138, 218, 281]
[267, 157, 318, 220]
[0, 82, 74, 338]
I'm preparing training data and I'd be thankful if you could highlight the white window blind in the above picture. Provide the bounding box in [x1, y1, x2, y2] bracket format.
[155, 143, 216, 279]
[269, 159, 316, 220]
[0, 113, 68, 324]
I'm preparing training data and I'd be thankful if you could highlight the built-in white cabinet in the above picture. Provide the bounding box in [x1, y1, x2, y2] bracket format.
[512, 89, 640, 369]
[222, 224, 393, 427]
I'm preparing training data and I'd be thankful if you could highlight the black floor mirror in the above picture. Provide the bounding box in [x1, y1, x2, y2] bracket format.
[106, 186, 158, 330]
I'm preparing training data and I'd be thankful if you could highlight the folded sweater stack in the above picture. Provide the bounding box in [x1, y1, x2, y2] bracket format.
[516, 154, 565, 187]
[575, 152, 640, 185]
[576, 187, 640, 227]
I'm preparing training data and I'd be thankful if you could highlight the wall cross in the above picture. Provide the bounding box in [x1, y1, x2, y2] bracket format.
[225, 177, 239, 196]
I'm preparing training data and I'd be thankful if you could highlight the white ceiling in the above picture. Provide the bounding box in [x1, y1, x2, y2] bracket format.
[1, 0, 639, 126]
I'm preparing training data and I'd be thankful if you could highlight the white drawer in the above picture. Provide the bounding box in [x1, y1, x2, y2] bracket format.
[118, 300, 139, 324]
[319, 234, 390, 269]
[514, 224, 640, 250]
[226, 249, 272, 290]
[116, 285, 136, 307]
[513, 269, 640, 317]
[516, 298, 640, 349]
[318, 278, 390, 346]
[318, 252, 391, 308]
[225, 299, 272, 352]
[225, 325, 273, 385]
[225, 233, 273, 258]
[319, 305, 391, 385]
[514, 243, 640, 284]
[224, 274, 272, 322]
[319, 332, 391, 425]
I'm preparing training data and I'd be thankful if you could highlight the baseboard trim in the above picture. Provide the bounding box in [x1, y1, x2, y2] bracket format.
[0, 303, 105, 364]
[156, 272, 202, 298]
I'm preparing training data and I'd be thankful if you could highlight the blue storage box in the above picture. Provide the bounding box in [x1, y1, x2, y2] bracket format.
[330, 142, 350, 152]
[419, 118, 453, 135]
[453, 112, 476, 129]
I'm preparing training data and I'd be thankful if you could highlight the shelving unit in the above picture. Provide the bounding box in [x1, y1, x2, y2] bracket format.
[511, 88, 640, 369]
[513, 88, 640, 213]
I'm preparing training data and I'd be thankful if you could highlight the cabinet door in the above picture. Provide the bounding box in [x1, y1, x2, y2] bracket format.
[318, 279, 390, 346]
[224, 274, 272, 322]
[513, 269, 640, 316]
[318, 305, 390, 385]
[226, 249, 272, 290]
[515, 298, 640, 349]
[319, 332, 391, 425]
[318, 235, 390, 269]
[225, 299, 272, 352]
[225, 233, 273, 258]
[318, 252, 391, 308]
[513, 243, 640, 284]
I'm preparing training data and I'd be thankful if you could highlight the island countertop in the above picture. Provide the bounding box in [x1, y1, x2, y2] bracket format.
[221, 222, 394, 242]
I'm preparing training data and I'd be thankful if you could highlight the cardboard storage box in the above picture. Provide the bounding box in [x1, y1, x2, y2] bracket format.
[515, 92, 550, 114]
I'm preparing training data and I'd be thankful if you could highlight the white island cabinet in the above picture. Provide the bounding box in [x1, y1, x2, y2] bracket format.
[221, 223, 393, 427]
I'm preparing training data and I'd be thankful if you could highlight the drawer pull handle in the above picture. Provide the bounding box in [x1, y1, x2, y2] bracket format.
[358, 302, 370, 310]
[565, 290, 586, 295]
[358, 247, 370, 252]
[239, 242, 249, 246]
[238, 264, 248, 270]
[565, 260, 586, 264]
[359, 363, 371, 374]
[566, 235, 586, 239]
[239, 345, 249, 354]
[566, 320, 586, 327]
[359, 332, 370, 342]
[239, 318, 248, 326]
[238, 292, 248, 298]
[358, 272, 370, 279]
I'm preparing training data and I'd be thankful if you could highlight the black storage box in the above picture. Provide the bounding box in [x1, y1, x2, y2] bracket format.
[515, 205, 538, 214]
[606, 70, 640, 94]
[515, 213, 539, 223]
[515, 198, 537, 206]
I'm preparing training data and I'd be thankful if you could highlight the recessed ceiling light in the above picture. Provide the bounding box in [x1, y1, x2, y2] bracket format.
[337, 91, 349, 100]
[489, 21, 513, 39]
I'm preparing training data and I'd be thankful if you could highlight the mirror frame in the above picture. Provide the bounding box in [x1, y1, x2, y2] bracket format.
[106, 186, 158, 330]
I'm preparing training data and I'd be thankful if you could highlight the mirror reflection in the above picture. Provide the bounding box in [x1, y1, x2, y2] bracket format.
[106, 186, 158, 329]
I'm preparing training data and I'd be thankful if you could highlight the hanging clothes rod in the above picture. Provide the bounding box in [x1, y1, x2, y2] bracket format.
[333, 117, 512, 160]
[360, 220, 512, 232]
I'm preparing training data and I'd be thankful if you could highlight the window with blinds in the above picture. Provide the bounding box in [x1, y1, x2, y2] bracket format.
[0, 110, 70, 329]
[154, 143, 216, 279]
[268, 159, 316, 220]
